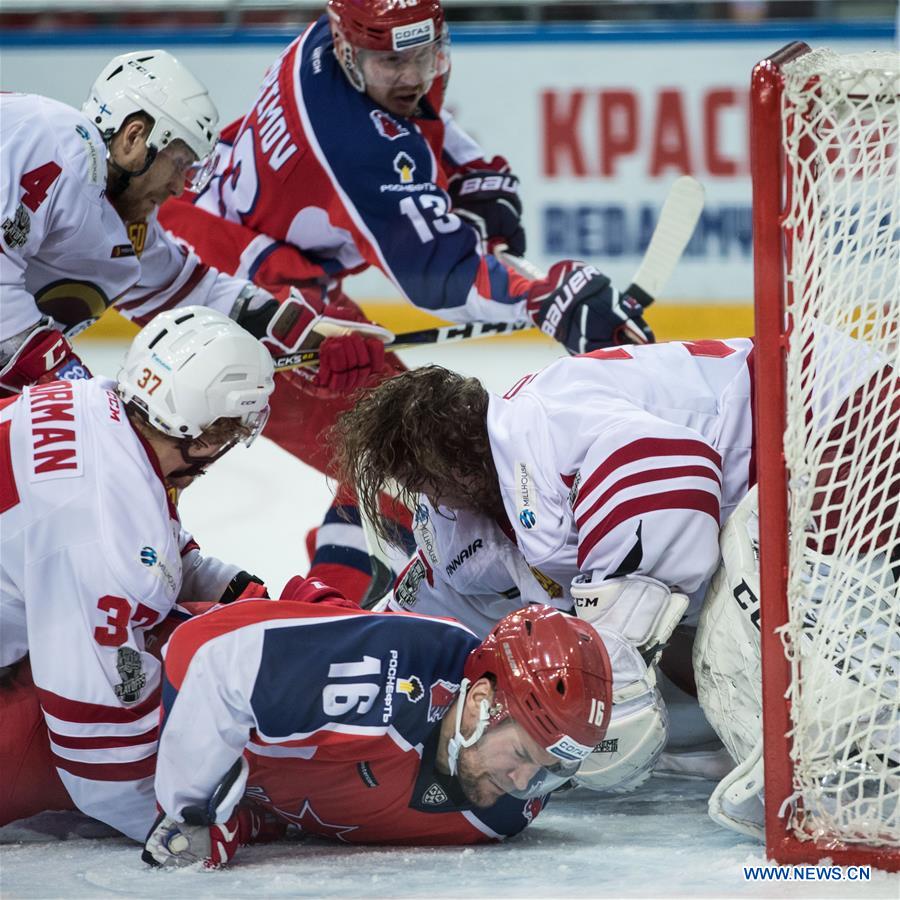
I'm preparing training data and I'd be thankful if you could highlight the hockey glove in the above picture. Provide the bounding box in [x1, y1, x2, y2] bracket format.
[237, 287, 391, 393]
[526, 261, 654, 354]
[0, 320, 91, 397]
[142, 804, 285, 869]
[447, 156, 525, 256]
[218, 571, 268, 603]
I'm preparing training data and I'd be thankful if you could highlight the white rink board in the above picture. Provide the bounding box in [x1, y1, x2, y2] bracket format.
[1, 29, 894, 306]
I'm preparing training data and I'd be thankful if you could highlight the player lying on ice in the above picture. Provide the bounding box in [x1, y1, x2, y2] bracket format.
[0, 307, 275, 839]
[141, 599, 614, 866]
[158, 0, 658, 601]
[332, 333, 899, 799]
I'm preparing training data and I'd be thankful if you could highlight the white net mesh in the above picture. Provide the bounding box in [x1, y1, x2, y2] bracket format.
[779, 48, 900, 849]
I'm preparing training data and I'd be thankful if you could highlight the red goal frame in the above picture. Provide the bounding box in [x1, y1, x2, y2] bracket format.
[751, 41, 900, 872]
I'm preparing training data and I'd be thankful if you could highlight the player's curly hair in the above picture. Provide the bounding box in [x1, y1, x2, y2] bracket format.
[332, 366, 503, 546]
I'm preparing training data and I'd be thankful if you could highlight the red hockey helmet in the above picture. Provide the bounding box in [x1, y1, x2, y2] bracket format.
[464, 605, 613, 766]
[327, 0, 450, 94]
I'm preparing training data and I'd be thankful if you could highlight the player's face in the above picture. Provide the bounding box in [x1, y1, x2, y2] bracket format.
[110, 140, 198, 223]
[161, 434, 239, 492]
[455, 719, 558, 808]
[360, 43, 445, 118]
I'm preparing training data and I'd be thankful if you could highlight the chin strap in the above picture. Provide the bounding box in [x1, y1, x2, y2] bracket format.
[106, 145, 159, 197]
[446, 678, 492, 776]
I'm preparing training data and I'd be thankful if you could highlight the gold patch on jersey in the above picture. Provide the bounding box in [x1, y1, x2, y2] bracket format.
[128, 221, 147, 256]
[529, 565, 563, 599]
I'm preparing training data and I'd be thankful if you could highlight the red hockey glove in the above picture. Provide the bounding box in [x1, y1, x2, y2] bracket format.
[142, 804, 286, 869]
[526, 261, 654, 354]
[218, 571, 269, 603]
[0, 322, 91, 397]
[317, 329, 386, 393]
[447, 155, 525, 256]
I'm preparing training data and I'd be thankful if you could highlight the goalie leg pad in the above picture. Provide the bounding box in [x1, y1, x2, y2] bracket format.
[693, 485, 762, 769]
[708, 737, 765, 840]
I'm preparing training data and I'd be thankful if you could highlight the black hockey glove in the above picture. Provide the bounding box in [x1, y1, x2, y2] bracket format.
[526, 261, 654, 354]
[448, 167, 525, 257]
[219, 571, 268, 603]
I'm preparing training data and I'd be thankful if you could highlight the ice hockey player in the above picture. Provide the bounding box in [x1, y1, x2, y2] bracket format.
[142, 596, 614, 867]
[334, 334, 900, 796]
[0, 50, 376, 402]
[158, 0, 655, 599]
[331, 341, 755, 792]
[0, 307, 275, 840]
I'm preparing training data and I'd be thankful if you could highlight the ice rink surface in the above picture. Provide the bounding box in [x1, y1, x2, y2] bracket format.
[2, 338, 898, 899]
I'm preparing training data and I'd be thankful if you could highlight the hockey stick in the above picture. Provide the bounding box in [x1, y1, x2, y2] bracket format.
[496, 175, 705, 344]
[272, 320, 531, 371]
[274, 176, 704, 372]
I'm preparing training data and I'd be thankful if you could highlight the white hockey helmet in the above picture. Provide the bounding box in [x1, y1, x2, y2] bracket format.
[117, 306, 275, 444]
[83, 49, 219, 183]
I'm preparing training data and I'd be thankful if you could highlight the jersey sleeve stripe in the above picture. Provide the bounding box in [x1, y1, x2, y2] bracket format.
[52, 752, 157, 782]
[37, 684, 161, 724]
[47, 725, 158, 750]
[574, 437, 723, 514]
[577, 488, 721, 567]
[575, 464, 722, 529]
[124, 263, 212, 326]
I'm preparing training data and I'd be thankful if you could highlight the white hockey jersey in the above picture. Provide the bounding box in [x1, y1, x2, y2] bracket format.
[391, 339, 756, 631]
[0, 378, 242, 839]
[391, 501, 571, 637]
[0, 93, 254, 346]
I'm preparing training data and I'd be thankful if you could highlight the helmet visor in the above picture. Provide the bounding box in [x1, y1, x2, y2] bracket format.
[356, 32, 450, 88]
[156, 141, 218, 194]
[506, 757, 581, 799]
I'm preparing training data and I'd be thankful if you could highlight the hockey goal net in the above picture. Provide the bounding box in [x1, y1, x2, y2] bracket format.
[752, 42, 900, 870]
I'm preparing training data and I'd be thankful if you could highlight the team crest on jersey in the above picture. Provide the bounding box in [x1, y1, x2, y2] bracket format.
[395, 557, 426, 609]
[370, 109, 409, 141]
[522, 796, 544, 824]
[427, 678, 460, 722]
[396, 675, 424, 703]
[393, 152, 416, 184]
[113, 647, 146, 703]
[2, 203, 30, 249]
[529, 564, 563, 600]
[567, 472, 582, 509]
[421, 782, 448, 806]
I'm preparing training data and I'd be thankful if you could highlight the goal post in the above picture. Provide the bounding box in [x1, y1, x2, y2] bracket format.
[751, 42, 900, 870]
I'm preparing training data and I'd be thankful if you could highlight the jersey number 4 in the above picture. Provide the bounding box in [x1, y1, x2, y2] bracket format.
[20, 162, 62, 212]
